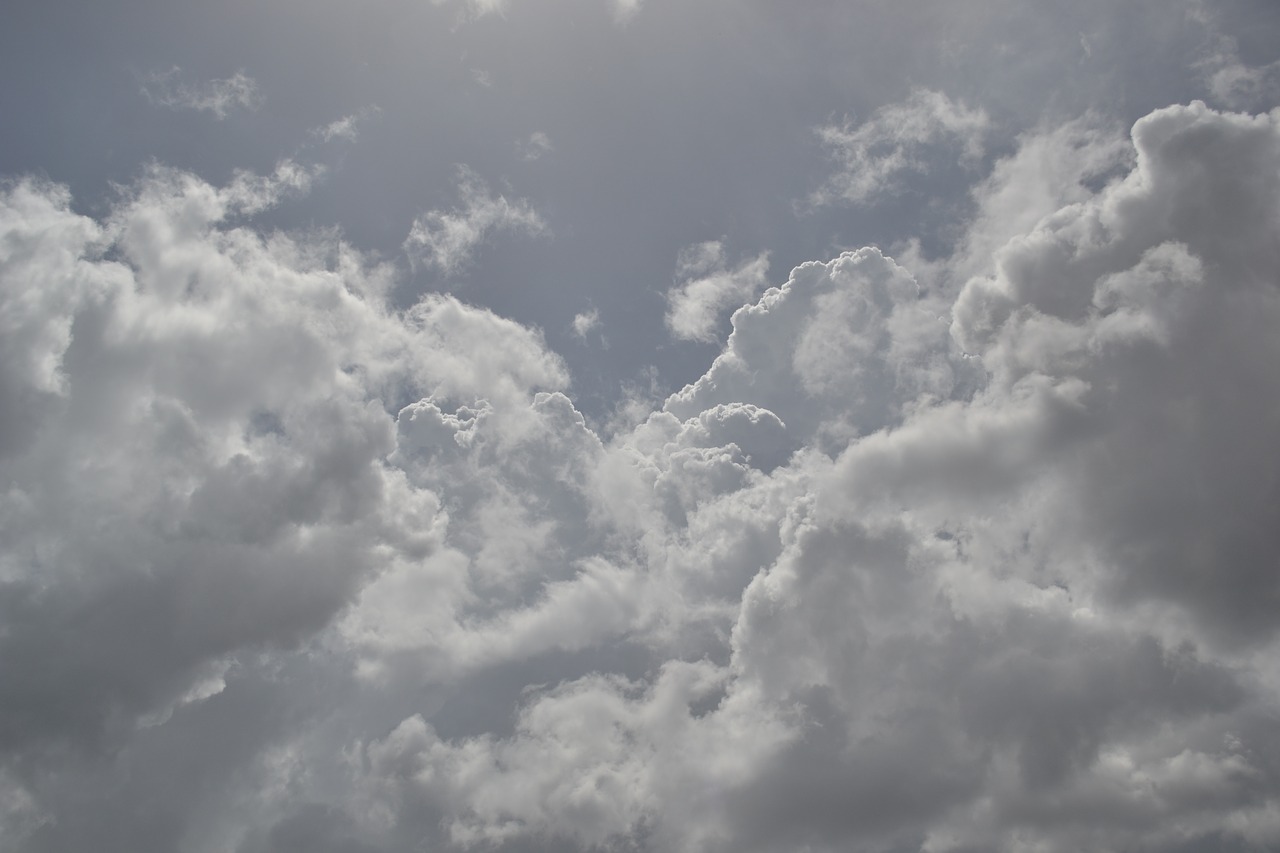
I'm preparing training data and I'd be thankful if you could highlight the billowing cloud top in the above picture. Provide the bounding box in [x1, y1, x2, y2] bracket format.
[3, 95, 1280, 853]
[10, 0, 1280, 847]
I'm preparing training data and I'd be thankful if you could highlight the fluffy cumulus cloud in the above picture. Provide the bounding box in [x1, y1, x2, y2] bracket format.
[4, 99, 1280, 853]
[404, 166, 548, 276]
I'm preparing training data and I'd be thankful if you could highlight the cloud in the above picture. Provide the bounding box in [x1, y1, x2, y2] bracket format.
[1196, 36, 1280, 109]
[517, 131, 554, 161]
[140, 67, 264, 119]
[350, 101, 1280, 853]
[1191, 4, 1280, 110]
[664, 241, 770, 342]
[811, 87, 990, 207]
[311, 107, 381, 143]
[5, 100, 1280, 853]
[403, 167, 548, 275]
[0, 160, 563, 748]
[611, 0, 643, 23]
[432, 0, 505, 19]
[571, 308, 600, 338]
[433, 0, 642, 24]
[664, 246, 961, 448]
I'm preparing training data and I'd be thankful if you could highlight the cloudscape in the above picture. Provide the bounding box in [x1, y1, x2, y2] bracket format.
[3, 1, 1280, 851]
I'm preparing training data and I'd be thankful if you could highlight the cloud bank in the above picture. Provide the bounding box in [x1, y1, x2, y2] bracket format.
[3, 100, 1280, 853]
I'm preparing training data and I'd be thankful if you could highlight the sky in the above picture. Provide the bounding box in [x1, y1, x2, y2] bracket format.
[2, 1, 1280, 851]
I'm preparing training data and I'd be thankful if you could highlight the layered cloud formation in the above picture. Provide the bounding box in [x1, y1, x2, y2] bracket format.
[3, 100, 1280, 853]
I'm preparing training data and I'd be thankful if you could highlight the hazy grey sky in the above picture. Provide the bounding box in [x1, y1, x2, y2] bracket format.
[3, 1, 1280, 851]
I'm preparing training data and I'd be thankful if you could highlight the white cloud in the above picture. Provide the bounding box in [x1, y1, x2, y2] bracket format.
[665, 246, 960, 448]
[364, 100, 1280, 851]
[0, 160, 567, 766]
[811, 87, 990, 206]
[6, 100, 1280, 853]
[664, 241, 770, 342]
[571, 308, 600, 338]
[403, 166, 548, 275]
[311, 106, 381, 143]
[140, 67, 263, 119]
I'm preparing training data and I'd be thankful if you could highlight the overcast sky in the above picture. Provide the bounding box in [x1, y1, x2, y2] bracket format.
[3, 1, 1280, 851]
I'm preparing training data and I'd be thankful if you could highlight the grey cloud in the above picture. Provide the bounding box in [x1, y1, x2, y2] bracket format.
[1191, 4, 1280, 110]
[6, 62, 1280, 853]
[0, 161, 560, 788]
[949, 102, 1280, 644]
[1197, 37, 1280, 109]
[360, 101, 1280, 851]
[665, 246, 970, 451]
[517, 131, 554, 162]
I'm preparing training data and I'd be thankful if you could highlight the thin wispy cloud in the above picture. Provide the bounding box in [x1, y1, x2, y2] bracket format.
[140, 67, 263, 119]
[404, 166, 548, 275]
[612, 0, 643, 23]
[518, 131, 554, 161]
[811, 87, 990, 206]
[664, 241, 770, 342]
[310, 106, 381, 143]
[1197, 35, 1280, 108]
[572, 307, 600, 338]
